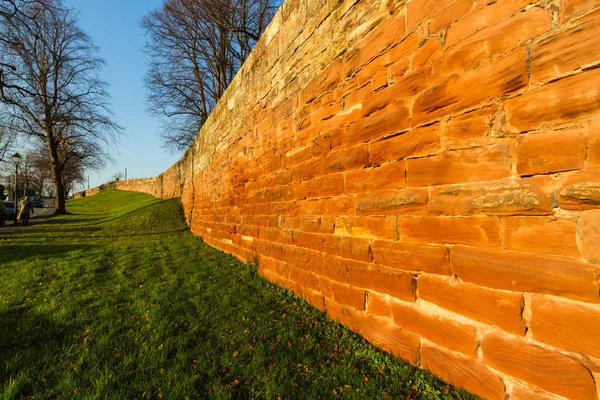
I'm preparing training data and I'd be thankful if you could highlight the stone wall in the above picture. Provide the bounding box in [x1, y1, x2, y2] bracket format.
[77, 0, 600, 397]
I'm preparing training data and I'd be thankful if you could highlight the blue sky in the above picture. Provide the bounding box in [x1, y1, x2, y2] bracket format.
[67, 0, 181, 190]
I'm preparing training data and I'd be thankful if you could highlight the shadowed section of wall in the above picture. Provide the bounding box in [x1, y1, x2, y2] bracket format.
[76, 0, 600, 397]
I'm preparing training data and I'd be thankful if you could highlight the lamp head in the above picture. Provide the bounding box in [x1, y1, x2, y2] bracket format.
[11, 153, 21, 165]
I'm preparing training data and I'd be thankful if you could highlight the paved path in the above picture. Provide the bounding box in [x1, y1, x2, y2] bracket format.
[0, 201, 56, 235]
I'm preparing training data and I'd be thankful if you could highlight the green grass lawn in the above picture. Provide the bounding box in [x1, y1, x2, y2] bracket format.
[0, 190, 476, 399]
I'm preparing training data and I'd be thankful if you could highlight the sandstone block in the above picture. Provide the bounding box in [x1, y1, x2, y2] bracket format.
[371, 240, 453, 275]
[303, 288, 326, 311]
[293, 231, 340, 255]
[532, 9, 600, 83]
[302, 172, 345, 199]
[345, 14, 407, 72]
[397, 216, 502, 246]
[505, 68, 600, 132]
[418, 274, 526, 334]
[509, 381, 568, 400]
[517, 129, 586, 176]
[441, 105, 496, 149]
[581, 210, 600, 263]
[349, 266, 416, 301]
[530, 294, 600, 359]
[319, 107, 362, 137]
[291, 196, 349, 216]
[361, 71, 428, 116]
[412, 37, 443, 68]
[345, 104, 411, 146]
[302, 58, 345, 104]
[334, 216, 397, 240]
[286, 142, 316, 166]
[289, 266, 321, 291]
[560, 0, 600, 23]
[413, 48, 527, 125]
[280, 215, 335, 234]
[382, 67, 432, 100]
[370, 123, 441, 165]
[482, 331, 597, 399]
[356, 57, 385, 87]
[261, 268, 303, 295]
[359, 313, 420, 365]
[366, 292, 393, 317]
[324, 195, 356, 215]
[503, 216, 580, 257]
[356, 189, 428, 216]
[428, 179, 553, 215]
[392, 301, 479, 356]
[326, 301, 361, 332]
[339, 236, 372, 262]
[318, 255, 350, 283]
[406, 145, 512, 187]
[589, 118, 600, 168]
[407, 0, 456, 32]
[445, 0, 534, 45]
[438, 7, 551, 77]
[559, 181, 600, 210]
[344, 161, 406, 194]
[290, 158, 323, 182]
[259, 256, 290, 278]
[330, 280, 366, 310]
[370, 69, 388, 92]
[389, 57, 410, 80]
[429, 0, 473, 33]
[323, 144, 370, 174]
[450, 246, 600, 302]
[420, 341, 506, 400]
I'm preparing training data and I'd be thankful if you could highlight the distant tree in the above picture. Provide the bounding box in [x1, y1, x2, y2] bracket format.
[0, 0, 122, 214]
[19, 145, 52, 196]
[0, 0, 48, 105]
[0, 122, 16, 163]
[141, 0, 277, 152]
[0, 184, 5, 200]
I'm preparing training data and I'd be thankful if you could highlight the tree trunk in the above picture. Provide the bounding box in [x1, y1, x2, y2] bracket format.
[47, 137, 66, 214]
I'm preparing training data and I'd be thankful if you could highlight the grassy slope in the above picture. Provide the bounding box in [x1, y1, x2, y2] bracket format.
[0, 190, 476, 399]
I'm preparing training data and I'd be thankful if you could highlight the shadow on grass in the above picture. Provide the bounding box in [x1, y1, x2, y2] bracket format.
[0, 306, 75, 398]
[26, 226, 102, 234]
[41, 216, 105, 225]
[0, 244, 98, 264]
[5, 228, 189, 240]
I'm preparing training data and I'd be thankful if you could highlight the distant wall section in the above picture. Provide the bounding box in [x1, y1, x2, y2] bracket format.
[77, 0, 600, 397]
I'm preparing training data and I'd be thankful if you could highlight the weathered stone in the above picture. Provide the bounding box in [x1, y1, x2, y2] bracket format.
[482, 331, 597, 399]
[355, 189, 428, 214]
[421, 341, 506, 400]
[559, 182, 600, 210]
[581, 210, 600, 263]
[429, 179, 553, 215]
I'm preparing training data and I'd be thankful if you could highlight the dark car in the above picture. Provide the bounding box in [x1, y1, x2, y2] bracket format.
[30, 197, 44, 208]
[1, 201, 15, 223]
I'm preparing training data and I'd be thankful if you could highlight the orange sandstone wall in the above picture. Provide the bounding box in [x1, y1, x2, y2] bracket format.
[82, 0, 600, 397]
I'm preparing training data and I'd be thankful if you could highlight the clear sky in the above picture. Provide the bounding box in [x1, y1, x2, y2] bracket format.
[67, 0, 181, 190]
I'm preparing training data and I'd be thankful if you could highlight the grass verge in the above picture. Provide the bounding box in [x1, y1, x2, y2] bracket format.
[0, 190, 477, 399]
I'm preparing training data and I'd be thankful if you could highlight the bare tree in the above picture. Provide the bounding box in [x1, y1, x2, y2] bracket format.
[0, 0, 51, 105]
[22, 144, 52, 195]
[0, 0, 122, 214]
[0, 121, 17, 163]
[141, 0, 277, 152]
[0, 1, 38, 162]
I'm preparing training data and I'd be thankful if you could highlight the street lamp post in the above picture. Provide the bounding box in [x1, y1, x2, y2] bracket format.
[12, 153, 21, 224]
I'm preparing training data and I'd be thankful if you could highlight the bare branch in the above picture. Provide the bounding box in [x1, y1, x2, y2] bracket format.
[0, 0, 123, 213]
[141, 0, 278, 153]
